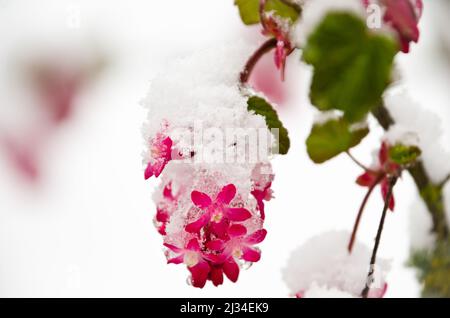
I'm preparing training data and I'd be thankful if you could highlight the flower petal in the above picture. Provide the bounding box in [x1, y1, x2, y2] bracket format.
[156, 208, 169, 223]
[144, 162, 154, 180]
[188, 260, 210, 288]
[381, 179, 395, 211]
[251, 190, 266, 220]
[216, 184, 236, 204]
[186, 238, 201, 251]
[379, 142, 389, 165]
[191, 191, 212, 209]
[167, 255, 184, 264]
[226, 208, 252, 222]
[356, 171, 378, 187]
[163, 243, 182, 253]
[209, 266, 224, 287]
[228, 224, 247, 238]
[242, 246, 261, 262]
[245, 229, 267, 245]
[206, 240, 225, 251]
[161, 137, 173, 156]
[185, 213, 209, 233]
[223, 258, 239, 283]
[367, 282, 388, 298]
[210, 219, 229, 238]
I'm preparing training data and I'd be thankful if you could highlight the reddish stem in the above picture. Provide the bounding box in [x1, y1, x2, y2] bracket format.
[239, 38, 278, 85]
[348, 173, 384, 253]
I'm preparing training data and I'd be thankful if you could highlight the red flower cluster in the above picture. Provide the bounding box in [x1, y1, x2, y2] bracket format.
[145, 136, 273, 288]
[163, 184, 268, 288]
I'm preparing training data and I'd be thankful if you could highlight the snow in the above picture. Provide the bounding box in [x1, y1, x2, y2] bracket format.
[408, 197, 436, 251]
[283, 230, 390, 297]
[384, 88, 450, 183]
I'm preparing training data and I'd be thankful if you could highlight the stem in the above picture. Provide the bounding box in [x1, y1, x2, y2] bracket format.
[346, 150, 372, 172]
[259, 0, 268, 30]
[361, 176, 397, 298]
[440, 174, 450, 188]
[239, 38, 277, 85]
[371, 104, 449, 241]
[348, 174, 384, 253]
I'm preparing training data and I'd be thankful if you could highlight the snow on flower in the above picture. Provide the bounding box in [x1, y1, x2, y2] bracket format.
[283, 231, 390, 298]
[144, 131, 173, 179]
[142, 40, 276, 288]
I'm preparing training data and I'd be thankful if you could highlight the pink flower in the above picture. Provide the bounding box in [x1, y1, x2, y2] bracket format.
[251, 182, 272, 220]
[213, 224, 267, 261]
[356, 142, 400, 211]
[364, 0, 422, 53]
[185, 184, 252, 237]
[367, 282, 388, 298]
[144, 135, 173, 179]
[261, 14, 293, 81]
[206, 224, 267, 285]
[154, 183, 177, 235]
[164, 238, 210, 288]
[382, 0, 422, 53]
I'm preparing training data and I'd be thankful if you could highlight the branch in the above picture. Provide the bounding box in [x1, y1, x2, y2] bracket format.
[371, 104, 449, 240]
[440, 174, 450, 188]
[348, 174, 384, 253]
[361, 176, 397, 298]
[240, 38, 277, 85]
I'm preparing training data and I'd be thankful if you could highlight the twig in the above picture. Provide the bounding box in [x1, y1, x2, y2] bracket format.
[348, 174, 384, 253]
[361, 176, 397, 298]
[345, 150, 372, 172]
[239, 38, 277, 85]
[440, 174, 450, 188]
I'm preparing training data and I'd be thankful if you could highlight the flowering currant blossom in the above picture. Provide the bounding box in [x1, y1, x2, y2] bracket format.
[283, 231, 390, 298]
[365, 0, 423, 53]
[144, 133, 173, 180]
[143, 40, 277, 288]
[261, 12, 293, 80]
[186, 184, 252, 237]
[356, 142, 400, 211]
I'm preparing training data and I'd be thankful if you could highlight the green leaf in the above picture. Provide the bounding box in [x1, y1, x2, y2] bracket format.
[306, 116, 369, 163]
[234, 0, 300, 25]
[303, 12, 398, 122]
[389, 144, 421, 165]
[247, 96, 290, 155]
